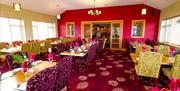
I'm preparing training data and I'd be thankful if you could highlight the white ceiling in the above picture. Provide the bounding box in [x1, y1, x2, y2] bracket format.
[0, 0, 177, 16]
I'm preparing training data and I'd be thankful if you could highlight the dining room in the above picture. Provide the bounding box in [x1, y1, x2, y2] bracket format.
[0, 0, 180, 91]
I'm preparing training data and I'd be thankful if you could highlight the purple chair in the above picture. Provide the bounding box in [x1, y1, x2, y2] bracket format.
[96, 40, 103, 60]
[75, 44, 97, 71]
[26, 65, 58, 91]
[55, 56, 73, 91]
[52, 43, 67, 54]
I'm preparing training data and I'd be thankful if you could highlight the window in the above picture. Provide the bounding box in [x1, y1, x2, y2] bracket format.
[159, 16, 180, 45]
[0, 17, 25, 43]
[32, 21, 56, 40]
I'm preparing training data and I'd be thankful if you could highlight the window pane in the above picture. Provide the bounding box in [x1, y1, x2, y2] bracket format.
[159, 16, 180, 45]
[0, 17, 25, 43]
[32, 21, 56, 40]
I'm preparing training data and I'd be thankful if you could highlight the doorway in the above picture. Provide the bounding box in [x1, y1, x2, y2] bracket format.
[81, 20, 123, 50]
[92, 22, 111, 48]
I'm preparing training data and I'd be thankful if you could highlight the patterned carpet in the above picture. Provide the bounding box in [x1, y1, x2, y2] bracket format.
[68, 50, 152, 91]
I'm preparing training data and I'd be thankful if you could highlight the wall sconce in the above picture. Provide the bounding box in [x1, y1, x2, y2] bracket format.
[13, 3, 21, 11]
[141, 8, 147, 15]
[57, 14, 61, 19]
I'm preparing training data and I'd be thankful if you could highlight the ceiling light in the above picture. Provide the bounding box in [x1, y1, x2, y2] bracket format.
[13, 3, 21, 11]
[88, 0, 102, 16]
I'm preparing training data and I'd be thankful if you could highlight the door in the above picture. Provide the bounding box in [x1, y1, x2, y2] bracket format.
[110, 21, 123, 49]
[81, 22, 92, 39]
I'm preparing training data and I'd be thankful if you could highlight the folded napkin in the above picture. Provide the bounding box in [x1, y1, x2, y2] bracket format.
[21, 61, 28, 72]
[155, 48, 158, 52]
[142, 46, 146, 52]
[48, 53, 53, 61]
[29, 53, 35, 63]
[170, 47, 176, 55]
[75, 42, 79, 47]
[69, 42, 73, 49]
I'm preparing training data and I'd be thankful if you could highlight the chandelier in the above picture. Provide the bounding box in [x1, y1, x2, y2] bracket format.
[88, 0, 101, 16]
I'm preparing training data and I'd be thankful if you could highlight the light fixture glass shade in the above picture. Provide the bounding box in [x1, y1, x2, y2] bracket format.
[88, 9, 101, 16]
[141, 8, 146, 15]
[13, 3, 21, 11]
[57, 15, 61, 19]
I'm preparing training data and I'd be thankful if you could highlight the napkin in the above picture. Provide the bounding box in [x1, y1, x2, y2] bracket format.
[142, 46, 146, 52]
[21, 61, 28, 72]
[48, 53, 53, 61]
[75, 42, 79, 47]
[29, 53, 35, 63]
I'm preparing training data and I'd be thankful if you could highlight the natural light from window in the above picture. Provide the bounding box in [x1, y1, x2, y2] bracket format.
[0, 17, 26, 43]
[159, 16, 180, 45]
[32, 21, 56, 40]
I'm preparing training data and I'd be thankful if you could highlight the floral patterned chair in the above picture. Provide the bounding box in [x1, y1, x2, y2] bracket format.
[154, 45, 170, 56]
[55, 56, 73, 91]
[135, 44, 151, 55]
[162, 54, 180, 79]
[31, 42, 41, 55]
[41, 40, 51, 53]
[135, 52, 162, 78]
[21, 43, 32, 54]
[26, 65, 58, 91]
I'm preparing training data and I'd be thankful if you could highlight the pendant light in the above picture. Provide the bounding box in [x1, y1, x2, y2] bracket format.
[56, 4, 61, 19]
[88, 0, 102, 16]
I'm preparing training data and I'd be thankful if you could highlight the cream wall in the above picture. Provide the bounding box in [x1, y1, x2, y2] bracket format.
[160, 0, 180, 20]
[0, 4, 57, 41]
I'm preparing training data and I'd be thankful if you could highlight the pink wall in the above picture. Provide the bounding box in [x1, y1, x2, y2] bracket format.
[57, 4, 160, 48]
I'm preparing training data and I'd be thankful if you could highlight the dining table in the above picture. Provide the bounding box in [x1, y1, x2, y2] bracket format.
[0, 46, 21, 54]
[130, 53, 175, 65]
[0, 61, 57, 91]
[60, 51, 88, 57]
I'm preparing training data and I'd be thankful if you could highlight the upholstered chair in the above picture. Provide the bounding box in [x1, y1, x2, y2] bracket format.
[26, 65, 58, 91]
[31, 42, 40, 55]
[135, 44, 151, 55]
[22, 43, 32, 54]
[162, 54, 180, 79]
[154, 45, 170, 56]
[55, 56, 73, 91]
[135, 52, 162, 78]
[41, 40, 51, 53]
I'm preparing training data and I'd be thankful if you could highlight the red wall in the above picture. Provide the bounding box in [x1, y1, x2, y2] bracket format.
[58, 4, 160, 48]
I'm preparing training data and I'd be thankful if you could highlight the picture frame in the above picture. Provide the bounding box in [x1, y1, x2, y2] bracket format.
[131, 20, 145, 38]
[66, 22, 75, 37]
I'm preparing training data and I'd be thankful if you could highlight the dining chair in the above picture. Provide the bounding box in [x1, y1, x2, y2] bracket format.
[0, 42, 7, 50]
[135, 52, 162, 89]
[96, 40, 103, 61]
[41, 40, 51, 53]
[21, 43, 32, 54]
[31, 42, 41, 55]
[162, 54, 180, 79]
[55, 56, 73, 91]
[75, 44, 97, 71]
[154, 45, 170, 56]
[26, 65, 58, 91]
[135, 44, 151, 55]
[125, 39, 134, 53]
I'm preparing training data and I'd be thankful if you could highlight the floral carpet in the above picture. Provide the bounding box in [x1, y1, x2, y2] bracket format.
[68, 50, 151, 91]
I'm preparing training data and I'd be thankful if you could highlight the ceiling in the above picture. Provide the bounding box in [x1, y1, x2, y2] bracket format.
[0, 0, 177, 16]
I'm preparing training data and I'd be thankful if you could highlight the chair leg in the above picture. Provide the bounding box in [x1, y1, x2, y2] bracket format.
[135, 75, 139, 91]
